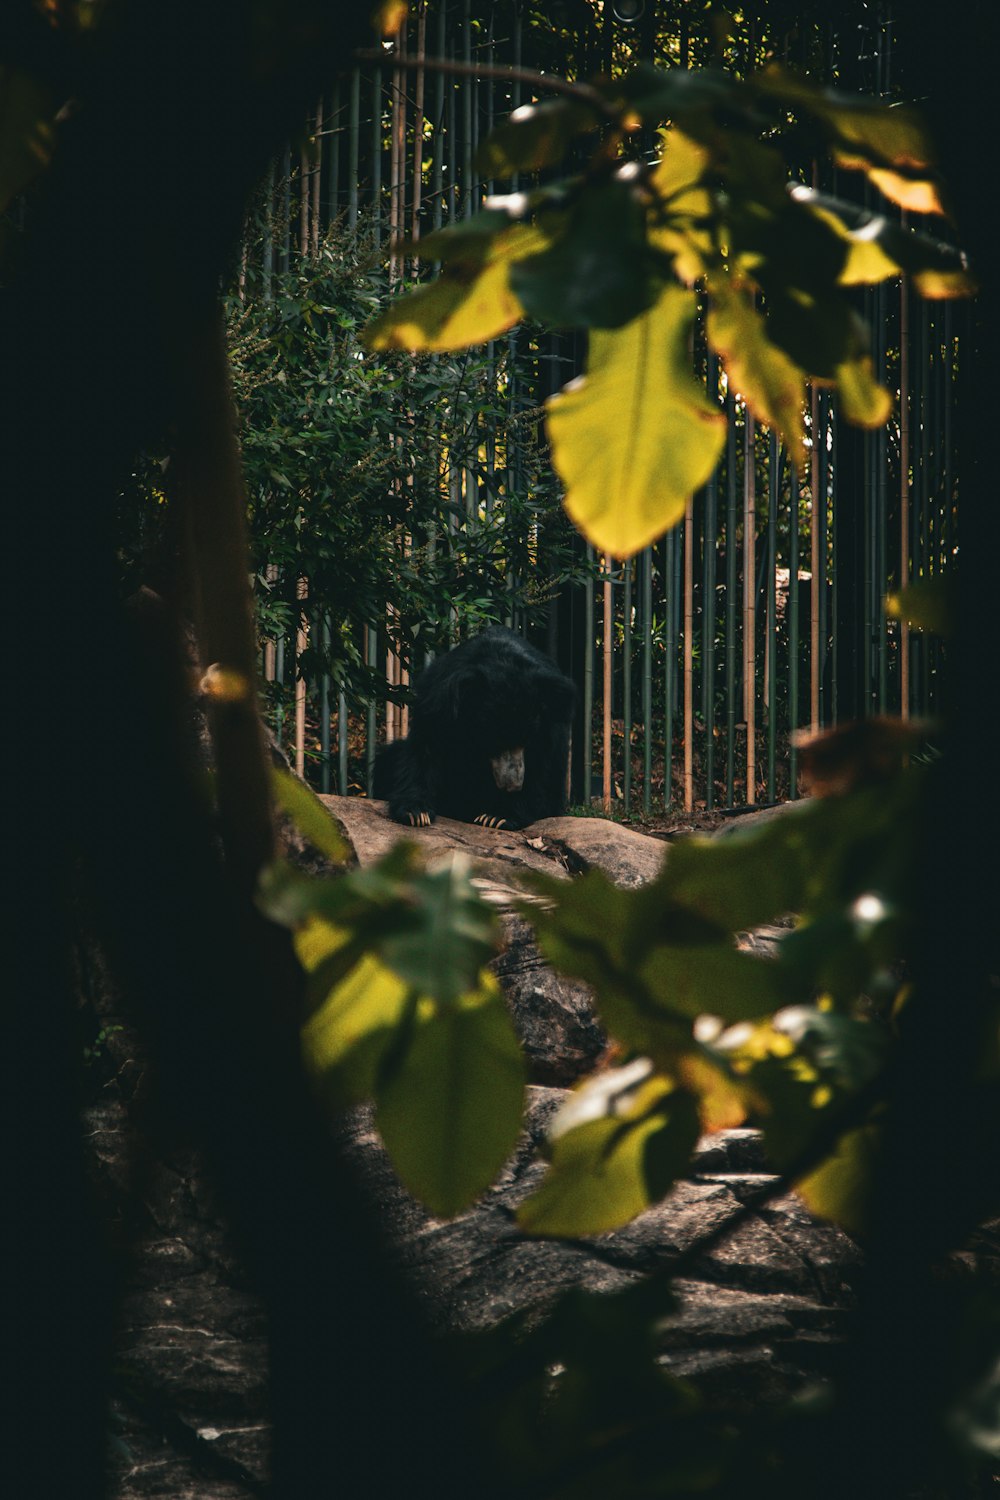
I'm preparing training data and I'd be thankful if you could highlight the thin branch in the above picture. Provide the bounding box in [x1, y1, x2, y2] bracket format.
[354, 47, 620, 123]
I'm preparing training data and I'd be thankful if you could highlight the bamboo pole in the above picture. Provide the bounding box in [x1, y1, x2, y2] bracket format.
[623, 560, 632, 811]
[603, 555, 613, 813]
[742, 413, 756, 804]
[810, 385, 821, 732]
[410, 1, 427, 251]
[683, 500, 694, 812]
[295, 576, 308, 779]
[348, 67, 360, 229]
[899, 268, 911, 719]
[299, 136, 309, 256]
[312, 97, 322, 254]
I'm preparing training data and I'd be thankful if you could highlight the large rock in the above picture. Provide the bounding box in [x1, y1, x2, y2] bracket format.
[316, 797, 677, 1085]
[92, 798, 880, 1497]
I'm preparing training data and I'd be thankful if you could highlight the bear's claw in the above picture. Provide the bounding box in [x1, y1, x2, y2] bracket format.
[474, 813, 508, 829]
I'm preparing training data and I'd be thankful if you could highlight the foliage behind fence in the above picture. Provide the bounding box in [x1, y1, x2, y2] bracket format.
[212, 0, 958, 812]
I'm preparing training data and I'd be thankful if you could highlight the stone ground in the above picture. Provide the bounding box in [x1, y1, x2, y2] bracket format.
[88, 798, 887, 1498]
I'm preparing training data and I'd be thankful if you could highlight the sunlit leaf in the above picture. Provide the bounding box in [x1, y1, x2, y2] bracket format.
[376, 973, 526, 1216]
[835, 354, 892, 427]
[837, 158, 945, 216]
[517, 1070, 700, 1237]
[706, 278, 806, 463]
[363, 224, 546, 352]
[648, 128, 714, 284]
[546, 285, 726, 558]
[477, 97, 602, 176]
[271, 765, 352, 863]
[301, 941, 411, 1103]
[797, 1122, 881, 1235]
[792, 186, 972, 291]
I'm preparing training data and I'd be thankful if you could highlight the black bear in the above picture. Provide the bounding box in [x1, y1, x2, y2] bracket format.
[373, 626, 575, 831]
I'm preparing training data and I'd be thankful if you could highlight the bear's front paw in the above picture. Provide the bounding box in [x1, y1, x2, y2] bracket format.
[392, 807, 434, 827]
[474, 813, 509, 830]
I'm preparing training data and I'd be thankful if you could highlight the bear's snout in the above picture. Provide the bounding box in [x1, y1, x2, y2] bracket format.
[490, 748, 525, 792]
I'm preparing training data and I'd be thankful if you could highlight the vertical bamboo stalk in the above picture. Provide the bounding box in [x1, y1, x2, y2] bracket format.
[641, 546, 652, 815]
[603, 555, 613, 814]
[462, 0, 473, 216]
[263, 562, 278, 680]
[299, 135, 310, 256]
[389, 29, 404, 278]
[312, 97, 323, 253]
[703, 355, 718, 809]
[623, 560, 632, 811]
[262, 160, 275, 300]
[295, 576, 308, 778]
[766, 434, 778, 800]
[320, 615, 331, 793]
[328, 80, 340, 222]
[725, 399, 737, 805]
[899, 269, 911, 719]
[348, 67, 360, 229]
[338, 690, 349, 795]
[280, 145, 291, 273]
[410, 1, 427, 249]
[365, 624, 377, 796]
[664, 531, 676, 811]
[431, 2, 445, 235]
[583, 543, 594, 805]
[789, 469, 800, 797]
[683, 500, 694, 812]
[371, 67, 382, 240]
[810, 385, 821, 732]
[743, 413, 756, 804]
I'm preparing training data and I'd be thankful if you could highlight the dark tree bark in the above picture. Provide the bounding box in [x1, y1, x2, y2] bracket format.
[1, 5, 497, 1495]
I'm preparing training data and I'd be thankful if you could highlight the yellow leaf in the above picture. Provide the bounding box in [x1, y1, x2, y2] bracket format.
[649, 129, 713, 284]
[301, 946, 409, 1083]
[835, 355, 893, 428]
[798, 1123, 880, 1236]
[913, 267, 978, 299]
[364, 224, 545, 353]
[706, 278, 806, 465]
[546, 285, 726, 559]
[650, 127, 709, 201]
[834, 153, 945, 216]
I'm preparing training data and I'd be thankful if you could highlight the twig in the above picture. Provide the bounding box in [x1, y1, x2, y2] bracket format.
[353, 47, 620, 123]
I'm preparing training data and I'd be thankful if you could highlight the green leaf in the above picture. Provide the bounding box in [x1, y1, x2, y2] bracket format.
[363, 224, 546, 352]
[546, 284, 726, 558]
[510, 180, 658, 330]
[301, 945, 411, 1104]
[477, 98, 602, 176]
[376, 973, 526, 1216]
[640, 944, 798, 1023]
[706, 279, 806, 463]
[271, 766, 352, 863]
[517, 1068, 700, 1237]
[653, 804, 822, 931]
[377, 859, 499, 1004]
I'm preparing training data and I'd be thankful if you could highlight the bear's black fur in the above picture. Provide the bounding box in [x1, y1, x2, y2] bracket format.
[373, 626, 575, 831]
